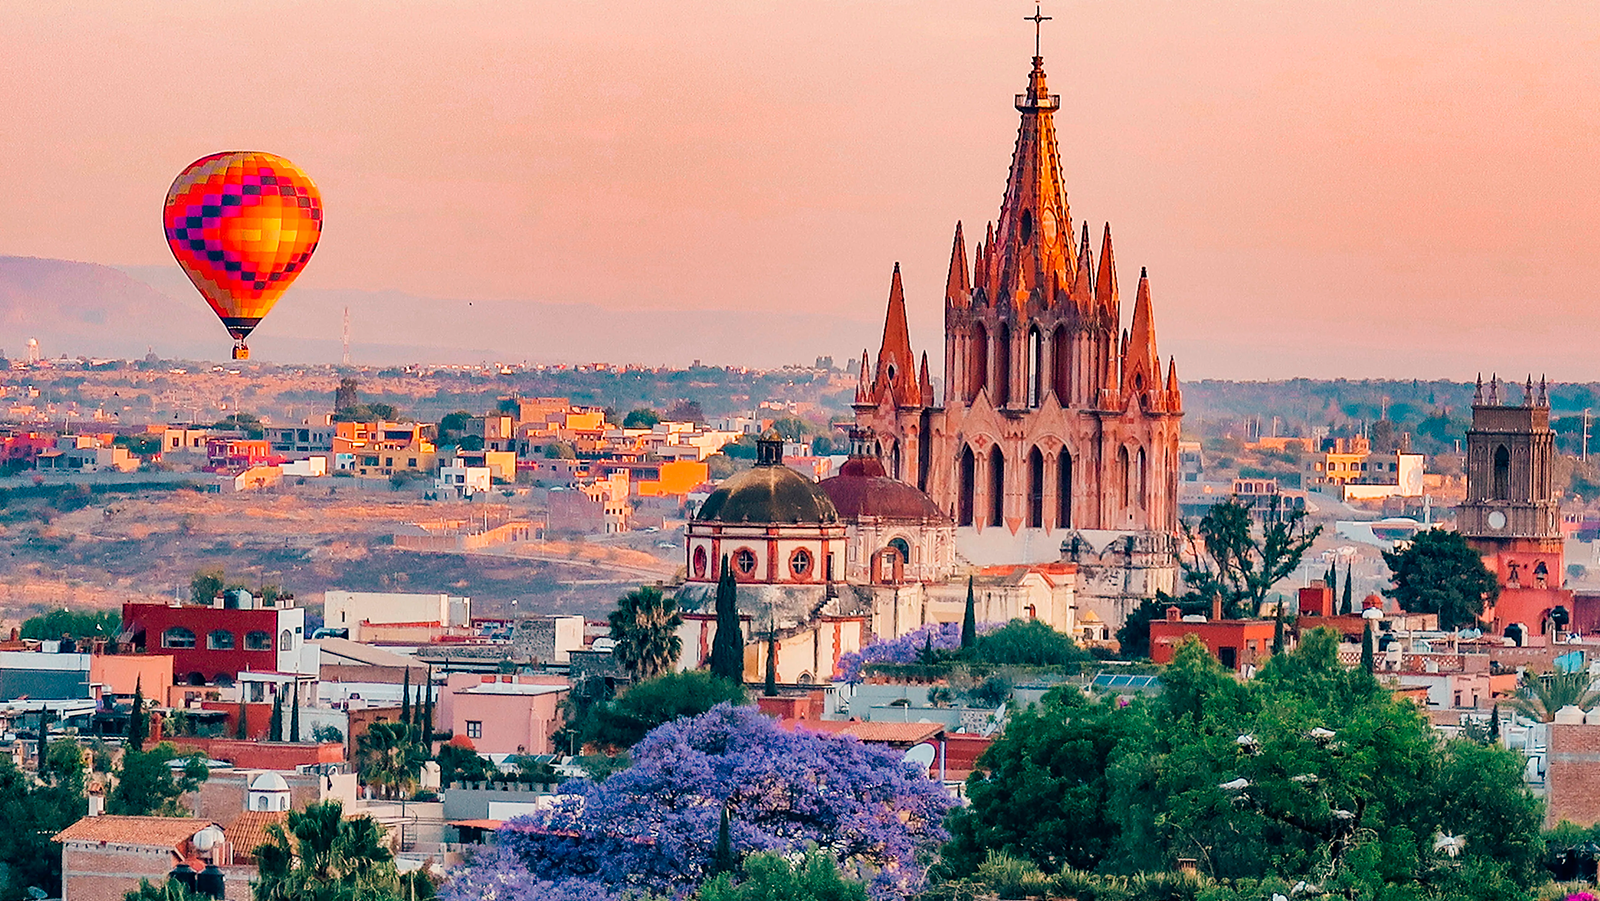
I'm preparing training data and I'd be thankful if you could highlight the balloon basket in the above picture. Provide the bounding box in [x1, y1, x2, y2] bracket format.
[232, 343, 249, 360]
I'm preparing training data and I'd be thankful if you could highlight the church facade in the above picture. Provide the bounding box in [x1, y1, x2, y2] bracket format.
[853, 49, 1182, 626]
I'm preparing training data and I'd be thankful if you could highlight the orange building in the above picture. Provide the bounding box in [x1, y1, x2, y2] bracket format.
[635, 459, 710, 498]
[1148, 605, 1279, 672]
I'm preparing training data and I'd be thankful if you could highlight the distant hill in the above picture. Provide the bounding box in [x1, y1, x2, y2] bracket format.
[0, 255, 880, 367]
[0, 256, 214, 360]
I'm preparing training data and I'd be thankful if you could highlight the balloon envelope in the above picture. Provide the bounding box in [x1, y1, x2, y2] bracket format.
[163, 151, 322, 352]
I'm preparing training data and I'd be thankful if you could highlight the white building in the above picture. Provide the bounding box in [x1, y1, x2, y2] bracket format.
[322, 591, 472, 633]
[437, 461, 491, 497]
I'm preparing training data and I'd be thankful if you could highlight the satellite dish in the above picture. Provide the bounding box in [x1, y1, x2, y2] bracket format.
[903, 742, 937, 772]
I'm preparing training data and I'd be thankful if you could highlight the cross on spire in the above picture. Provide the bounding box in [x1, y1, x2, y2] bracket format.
[1026, 4, 1052, 58]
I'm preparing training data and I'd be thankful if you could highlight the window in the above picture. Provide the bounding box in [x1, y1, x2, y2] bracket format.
[245, 631, 272, 651]
[1057, 452, 1073, 529]
[1027, 447, 1045, 528]
[466, 721, 482, 739]
[1026, 328, 1043, 408]
[988, 447, 1005, 527]
[162, 627, 196, 649]
[790, 548, 812, 577]
[958, 446, 976, 526]
[733, 548, 757, 577]
[1052, 324, 1071, 404]
[968, 325, 989, 402]
[385, 457, 394, 467]
[692, 546, 708, 578]
[207, 630, 235, 650]
[279, 629, 293, 652]
[888, 537, 911, 562]
[995, 323, 1012, 407]
[408, 458, 417, 468]
[1493, 445, 1510, 500]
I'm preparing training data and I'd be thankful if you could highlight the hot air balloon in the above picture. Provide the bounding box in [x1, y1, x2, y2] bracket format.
[163, 151, 322, 360]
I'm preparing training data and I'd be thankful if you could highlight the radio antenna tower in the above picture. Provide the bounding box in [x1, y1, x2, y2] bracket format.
[341, 306, 351, 366]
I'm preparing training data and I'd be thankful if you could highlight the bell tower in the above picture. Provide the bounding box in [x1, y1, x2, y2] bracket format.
[1459, 375, 1560, 551]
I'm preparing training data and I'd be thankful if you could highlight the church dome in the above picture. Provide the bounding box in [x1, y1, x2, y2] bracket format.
[820, 455, 946, 522]
[696, 437, 838, 525]
[249, 772, 290, 792]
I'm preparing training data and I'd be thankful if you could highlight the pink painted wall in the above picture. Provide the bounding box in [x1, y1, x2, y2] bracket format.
[440, 673, 569, 756]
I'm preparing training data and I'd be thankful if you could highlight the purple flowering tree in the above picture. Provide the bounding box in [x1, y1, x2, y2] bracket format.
[833, 621, 1001, 683]
[442, 704, 954, 900]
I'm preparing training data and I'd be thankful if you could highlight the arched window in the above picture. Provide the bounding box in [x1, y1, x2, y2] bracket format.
[996, 323, 1012, 407]
[279, 630, 293, 652]
[1057, 451, 1073, 528]
[969, 325, 989, 402]
[1493, 445, 1510, 500]
[692, 546, 708, 578]
[1027, 447, 1045, 528]
[1134, 447, 1147, 509]
[888, 537, 911, 562]
[890, 441, 901, 480]
[1052, 325, 1071, 404]
[207, 630, 235, 650]
[245, 631, 273, 651]
[1118, 447, 1131, 508]
[162, 627, 196, 649]
[1026, 328, 1043, 408]
[958, 446, 976, 526]
[989, 446, 1006, 527]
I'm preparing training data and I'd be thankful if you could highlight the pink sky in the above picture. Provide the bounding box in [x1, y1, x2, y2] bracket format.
[3, 2, 1598, 378]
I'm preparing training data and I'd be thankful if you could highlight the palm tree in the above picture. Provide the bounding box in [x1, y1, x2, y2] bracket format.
[608, 585, 684, 681]
[1508, 670, 1600, 722]
[254, 800, 430, 901]
[355, 721, 425, 800]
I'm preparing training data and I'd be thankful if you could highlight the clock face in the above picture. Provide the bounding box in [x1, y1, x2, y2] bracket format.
[1488, 511, 1507, 530]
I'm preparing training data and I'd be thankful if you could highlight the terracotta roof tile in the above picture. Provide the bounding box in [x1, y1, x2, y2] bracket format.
[54, 815, 216, 848]
[789, 719, 945, 745]
[225, 810, 288, 858]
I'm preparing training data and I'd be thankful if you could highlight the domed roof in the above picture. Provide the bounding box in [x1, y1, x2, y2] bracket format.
[249, 772, 290, 792]
[696, 437, 838, 525]
[819, 454, 947, 523]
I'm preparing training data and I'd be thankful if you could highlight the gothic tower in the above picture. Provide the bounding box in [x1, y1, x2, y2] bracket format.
[853, 38, 1182, 626]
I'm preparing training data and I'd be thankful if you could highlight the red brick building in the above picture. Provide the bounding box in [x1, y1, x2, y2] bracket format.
[121, 594, 314, 690]
[1148, 605, 1279, 672]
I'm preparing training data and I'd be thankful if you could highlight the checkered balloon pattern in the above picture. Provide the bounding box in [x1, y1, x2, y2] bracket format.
[163, 151, 322, 340]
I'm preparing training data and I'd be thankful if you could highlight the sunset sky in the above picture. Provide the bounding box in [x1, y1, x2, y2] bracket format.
[3, 2, 1599, 378]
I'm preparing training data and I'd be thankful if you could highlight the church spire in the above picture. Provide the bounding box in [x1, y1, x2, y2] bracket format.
[945, 221, 970, 306]
[1095, 223, 1118, 320]
[992, 40, 1072, 310]
[1122, 267, 1160, 398]
[870, 263, 920, 407]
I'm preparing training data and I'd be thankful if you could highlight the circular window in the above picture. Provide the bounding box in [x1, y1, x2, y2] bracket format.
[733, 548, 757, 577]
[692, 546, 708, 578]
[790, 548, 813, 578]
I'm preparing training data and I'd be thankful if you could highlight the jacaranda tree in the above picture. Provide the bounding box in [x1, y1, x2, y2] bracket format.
[441, 704, 953, 900]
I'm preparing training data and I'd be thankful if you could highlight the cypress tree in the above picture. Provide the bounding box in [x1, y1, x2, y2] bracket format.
[709, 557, 744, 683]
[269, 692, 284, 742]
[289, 692, 301, 743]
[1361, 623, 1375, 674]
[127, 676, 148, 751]
[1271, 605, 1285, 655]
[764, 632, 778, 697]
[1488, 705, 1501, 742]
[1341, 563, 1354, 615]
[236, 699, 248, 740]
[420, 667, 435, 742]
[961, 576, 978, 650]
[711, 806, 735, 875]
[400, 668, 412, 726]
[1327, 563, 1337, 601]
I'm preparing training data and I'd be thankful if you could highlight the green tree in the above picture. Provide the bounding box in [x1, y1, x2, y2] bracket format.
[1507, 670, 1600, 722]
[190, 568, 226, 606]
[254, 800, 432, 901]
[698, 850, 868, 901]
[269, 692, 284, 742]
[127, 676, 148, 751]
[108, 743, 208, 816]
[399, 668, 412, 726]
[709, 558, 744, 683]
[961, 577, 978, 649]
[0, 746, 87, 899]
[1114, 594, 1171, 660]
[236, 699, 249, 740]
[963, 619, 1087, 667]
[1179, 498, 1321, 618]
[1361, 622, 1375, 673]
[355, 722, 425, 800]
[124, 878, 211, 901]
[1383, 529, 1499, 630]
[434, 742, 493, 786]
[1341, 562, 1354, 614]
[710, 806, 736, 876]
[607, 585, 684, 681]
[289, 695, 301, 743]
[623, 408, 661, 428]
[580, 670, 749, 751]
[20, 608, 118, 640]
[764, 632, 778, 697]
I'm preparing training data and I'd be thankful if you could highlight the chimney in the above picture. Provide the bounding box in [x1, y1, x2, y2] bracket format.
[1211, 595, 1223, 622]
[1165, 605, 1181, 622]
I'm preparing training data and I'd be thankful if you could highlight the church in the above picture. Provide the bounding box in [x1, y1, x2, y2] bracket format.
[852, 38, 1183, 627]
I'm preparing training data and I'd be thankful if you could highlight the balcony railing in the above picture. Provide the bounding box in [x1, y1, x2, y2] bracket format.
[1015, 93, 1061, 111]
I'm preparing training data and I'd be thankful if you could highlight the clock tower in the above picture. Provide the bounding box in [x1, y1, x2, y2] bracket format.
[1457, 374, 1568, 644]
